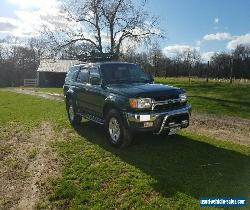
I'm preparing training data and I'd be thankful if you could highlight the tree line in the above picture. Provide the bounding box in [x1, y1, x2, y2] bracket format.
[121, 45, 250, 82]
[0, 39, 40, 87]
[0, 0, 249, 87]
[1, 38, 249, 87]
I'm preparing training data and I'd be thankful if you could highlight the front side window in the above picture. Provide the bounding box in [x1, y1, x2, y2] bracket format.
[101, 64, 150, 84]
[89, 68, 100, 79]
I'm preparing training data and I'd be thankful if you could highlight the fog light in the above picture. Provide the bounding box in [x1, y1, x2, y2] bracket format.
[144, 122, 153, 127]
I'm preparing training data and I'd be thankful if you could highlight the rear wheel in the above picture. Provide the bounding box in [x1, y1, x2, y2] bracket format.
[105, 109, 133, 148]
[66, 99, 82, 126]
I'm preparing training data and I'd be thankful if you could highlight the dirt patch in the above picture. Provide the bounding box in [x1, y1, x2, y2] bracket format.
[0, 122, 60, 210]
[188, 112, 250, 146]
[0, 88, 64, 101]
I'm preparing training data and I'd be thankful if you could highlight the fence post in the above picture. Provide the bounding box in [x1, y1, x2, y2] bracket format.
[37, 71, 39, 86]
[230, 59, 233, 84]
[188, 63, 191, 84]
[206, 61, 209, 83]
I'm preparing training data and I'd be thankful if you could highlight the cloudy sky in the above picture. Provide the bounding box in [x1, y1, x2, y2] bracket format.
[0, 0, 250, 60]
[146, 0, 250, 60]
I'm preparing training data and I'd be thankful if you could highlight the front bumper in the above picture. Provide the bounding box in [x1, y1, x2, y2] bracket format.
[124, 104, 191, 134]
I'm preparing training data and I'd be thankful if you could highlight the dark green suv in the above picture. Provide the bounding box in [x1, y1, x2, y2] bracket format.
[63, 62, 191, 147]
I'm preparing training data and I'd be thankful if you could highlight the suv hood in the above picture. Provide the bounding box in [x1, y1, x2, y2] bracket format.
[106, 83, 183, 99]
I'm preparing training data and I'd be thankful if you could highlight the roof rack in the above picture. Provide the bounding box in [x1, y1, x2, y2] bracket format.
[77, 52, 118, 63]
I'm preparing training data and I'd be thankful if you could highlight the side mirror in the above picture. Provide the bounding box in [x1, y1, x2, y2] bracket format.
[89, 76, 101, 85]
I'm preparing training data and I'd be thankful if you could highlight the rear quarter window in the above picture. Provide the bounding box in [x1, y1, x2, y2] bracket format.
[65, 67, 78, 83]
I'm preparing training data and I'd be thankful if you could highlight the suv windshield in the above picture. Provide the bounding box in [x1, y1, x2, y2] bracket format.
[101, 63, 150, 84]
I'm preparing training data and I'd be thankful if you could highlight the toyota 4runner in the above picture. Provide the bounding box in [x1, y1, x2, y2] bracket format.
[63, 62, 191, 147]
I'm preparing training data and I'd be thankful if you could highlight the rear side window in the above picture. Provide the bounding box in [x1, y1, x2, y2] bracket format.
[77, 68, 89, 83]
[65, 66, 78, 83]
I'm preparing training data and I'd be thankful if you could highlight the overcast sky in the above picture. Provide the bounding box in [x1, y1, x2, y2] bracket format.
[0, 0, 249, 60]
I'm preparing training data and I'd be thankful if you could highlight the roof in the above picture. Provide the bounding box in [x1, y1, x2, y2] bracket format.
[37, 59, 80, 73]
[72, 61, 130, 68]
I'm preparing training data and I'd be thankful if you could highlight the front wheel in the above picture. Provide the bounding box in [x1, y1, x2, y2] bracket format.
[105, 109, 133, 148]
[66, 99, 82, 126]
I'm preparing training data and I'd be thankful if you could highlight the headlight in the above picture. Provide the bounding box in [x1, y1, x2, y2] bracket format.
[179, 93, 187, 102]
[129, 98, 152, 109]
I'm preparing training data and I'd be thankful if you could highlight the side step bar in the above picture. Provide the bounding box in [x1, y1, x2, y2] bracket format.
[78, 112, 105, 125]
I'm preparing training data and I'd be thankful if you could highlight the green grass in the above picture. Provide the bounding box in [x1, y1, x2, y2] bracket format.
[156, 77, 250, 119]
[0, 91, 66, 128]
[0, 91, 249, 209]
[50, 126, 250, 209]
[21, 77, 250, 119]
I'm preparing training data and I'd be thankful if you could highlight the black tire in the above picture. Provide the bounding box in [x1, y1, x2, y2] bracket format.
[66, 99, 82, 126]
[105, 109, 133, 148]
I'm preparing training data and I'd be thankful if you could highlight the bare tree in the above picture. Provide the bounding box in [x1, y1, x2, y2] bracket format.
[232, 45, 250, 80]
[0, 42, 39, 86]
[176, 48, 201, 82]
[233, 45, 249, 60]
[173, 53, 182, 77]
[42, 0, 163, 58]
[211, 52, 231, 80]
[27, 37, 51, 59]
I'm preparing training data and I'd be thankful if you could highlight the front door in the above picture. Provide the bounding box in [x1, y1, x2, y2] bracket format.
[85, 67, 106, 117]
[75, 67, 90, 113]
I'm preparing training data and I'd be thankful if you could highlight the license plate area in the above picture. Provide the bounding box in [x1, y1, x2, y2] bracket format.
[140, 115, 150, 122]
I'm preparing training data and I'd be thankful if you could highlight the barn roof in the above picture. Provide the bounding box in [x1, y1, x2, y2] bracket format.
[37, 59, 80, 73]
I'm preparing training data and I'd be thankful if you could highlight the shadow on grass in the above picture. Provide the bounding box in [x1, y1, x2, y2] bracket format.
[73, 121, 250, 200]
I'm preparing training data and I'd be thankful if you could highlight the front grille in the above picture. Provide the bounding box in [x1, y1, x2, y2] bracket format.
[152, 92, 183, 111]
[154, 102, 182, 110]
[153, 94, 179, 101]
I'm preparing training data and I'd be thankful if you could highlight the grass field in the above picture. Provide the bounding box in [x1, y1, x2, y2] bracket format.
[156, 77, 250, 119]
[0, 90, 249, 209]
[24, 77, 250, 119]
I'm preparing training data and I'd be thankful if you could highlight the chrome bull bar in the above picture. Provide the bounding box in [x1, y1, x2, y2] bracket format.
[154, 115, 189, 135]
[125, 104, 191, 134]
